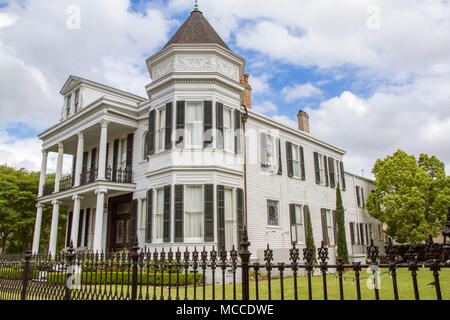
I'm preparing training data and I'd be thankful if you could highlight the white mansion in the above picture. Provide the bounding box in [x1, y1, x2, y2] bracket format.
[32, 8, 383, 263]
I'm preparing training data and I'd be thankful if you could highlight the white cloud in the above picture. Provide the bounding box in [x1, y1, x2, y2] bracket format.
[272, 115, 297, 130]
[0, 0, 174, 130]
[282, 83, 323, 102]
[305, 74, 450, 176]
[252, 101, 277, 114]
[250, 73, 272, 95]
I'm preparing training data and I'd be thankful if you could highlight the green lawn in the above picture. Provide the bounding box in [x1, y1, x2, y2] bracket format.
[1, 267, 449, 300]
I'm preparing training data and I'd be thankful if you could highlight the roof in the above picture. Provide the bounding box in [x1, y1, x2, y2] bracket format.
[164, 10, 230, 50]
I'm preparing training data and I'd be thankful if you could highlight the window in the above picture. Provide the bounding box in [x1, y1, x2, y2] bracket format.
[120, 139, 127, 169]
[294, 205, 305, 244]
[350, 222, 356, 245]
[185, 186, 203, 240]
[155, 189, 164, 242]
[66, 94, 72, 118]
[140, 198, 147, 235]
[267, 200, 279, 226]
[223, 108, 233, 152]
[158, 107, 166, 151]
[356, 186, 365, 208]
[318, 154, 326, 185]
[224, 188, 235, 250]
[368, 224, 373, 243]
[378, 224, 383, 240]
[186, 102, 203, 147]
[116, 221, 124, 244]
[321, 209, 334, 245]
[261, 133, 277, 170]
[74, 90, 80, 113]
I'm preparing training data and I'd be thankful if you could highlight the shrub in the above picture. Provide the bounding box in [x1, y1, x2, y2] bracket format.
[47, 271, 202, 286]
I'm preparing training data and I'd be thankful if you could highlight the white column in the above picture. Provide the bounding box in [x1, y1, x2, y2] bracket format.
[70, 195, 83, 248]
[97, 120, 109, 180]
[93, 188, 107, 252]
[32, 203, 44, 254]
[54, 143, 64, 193]
[38, 150, 48, 197]
[74, 132, 84, 187]
[49, 200, 61, 256]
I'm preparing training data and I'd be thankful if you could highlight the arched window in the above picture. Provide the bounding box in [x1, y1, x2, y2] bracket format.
[143, 131, 149, 160]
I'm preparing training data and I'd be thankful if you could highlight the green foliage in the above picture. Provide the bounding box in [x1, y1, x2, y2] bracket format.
[335, 184, 349, 263]
[304, 206, 317, 264]
[0, 165, 67, 253]
[47, 271, 202, 286]
[367, 150, 450, 245]
[0, 268, 40, 280]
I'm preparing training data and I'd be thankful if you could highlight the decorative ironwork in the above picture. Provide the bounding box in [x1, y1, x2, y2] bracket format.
[367, 239, 379, 264]
[318, 241, 329, 265]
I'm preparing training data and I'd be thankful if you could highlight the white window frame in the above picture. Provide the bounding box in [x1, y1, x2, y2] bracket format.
[158, 106, 166, 152]
[185, 101, 203, 149]
[324, 209, 334, 245]
[261, 133, 278, 171]
[291, 144, 300, 178]
[154, 188, 165, 243]
[292, 204, 305, 244]
[267, 199, 280, 227]
[66, 94, 72, 118]
[223, 107, 233, 153]
[184, 185, 204, 242]
[119, 138, 127, 170]
[142, 131, 149, 161]
[318, 153, 326, 185]
[224, 187, 236, 251]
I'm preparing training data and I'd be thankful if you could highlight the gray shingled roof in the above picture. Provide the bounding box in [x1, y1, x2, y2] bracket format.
[164, 10, 230, 50]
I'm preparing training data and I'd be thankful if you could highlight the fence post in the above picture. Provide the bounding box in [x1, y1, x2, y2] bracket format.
[64, 241, 76, 301]
[21, 244, 32, 300]
[130, 236, 140, 301]
[239, 227, 251, 301]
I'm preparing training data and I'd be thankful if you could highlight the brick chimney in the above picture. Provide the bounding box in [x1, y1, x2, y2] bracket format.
[240, 73, 252, 109]
[297, 110, 310, 133]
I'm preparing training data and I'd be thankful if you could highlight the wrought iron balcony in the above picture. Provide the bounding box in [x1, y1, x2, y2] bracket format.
[80, 168, 98, 186]
[42, 183, 54, 197]
[106, 166, 133, 184]
[59, 175, 73, 192]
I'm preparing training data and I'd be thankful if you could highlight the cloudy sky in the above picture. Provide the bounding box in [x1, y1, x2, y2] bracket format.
[0, 0, 449, 177]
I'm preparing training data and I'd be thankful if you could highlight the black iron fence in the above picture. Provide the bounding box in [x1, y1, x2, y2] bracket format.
[1, 231, 449, 301]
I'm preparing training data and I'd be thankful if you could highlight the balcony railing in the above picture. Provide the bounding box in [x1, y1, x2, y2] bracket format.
[80, 168, 98, 186]
[42, 183, 54, 197]
[59, 175, 73, 192]
[106, 166, 133, 184]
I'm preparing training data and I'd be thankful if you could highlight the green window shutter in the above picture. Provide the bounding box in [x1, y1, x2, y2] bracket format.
[361, 187, 365, 208]
[300, 146, 306, 181]
[332, 210, 337, 244]
[286, 141, 293, 177]
[359, 223, 365, 245]
[112, 140, 119, 181]
[217, 185, 225, 251]
[66, 212, 73, 247]
[340, 161, 346, 191]
[126, 134, 134, 169]
[130, 199, 138, 244]
[174, 185, 184, 242]
[236, 188, 244, 248]
[328, 157, 335, 188]
[313, 152, 320, 184]
[356, 186, 361, 207]
[324, 156, 329, 187]
[165, 102, 173, 150]
[71, 156, 76, 186]
[289, 204, 297, 245]
[148, 110, 156, 155]
[105, 143, 109, 177]
[77, 210, 84, 248]
[349, 222, 355, 245]
[234, 109, 242, 154]
[82, 151, 89, 174]
[203, 101, 213, 148]
[163, 185, 171, 243]
[321, 209, 328, 245]
[146, 189, 153, 243]
[277, 138, 282, 175]
[176, 101, 185, 147]
[84, 208, 90, 247]
[216, 102, 224, 150]
[204, 184, 214, 242]
[91, 148, 97, 171]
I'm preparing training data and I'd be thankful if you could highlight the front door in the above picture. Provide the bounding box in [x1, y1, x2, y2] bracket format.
[109, 195, 132, 252]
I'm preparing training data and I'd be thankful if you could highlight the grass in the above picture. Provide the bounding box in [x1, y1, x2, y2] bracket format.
[1, 267, 449, 300]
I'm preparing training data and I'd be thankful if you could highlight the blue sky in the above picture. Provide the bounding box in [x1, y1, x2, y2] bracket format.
[0, 0, 449, 176]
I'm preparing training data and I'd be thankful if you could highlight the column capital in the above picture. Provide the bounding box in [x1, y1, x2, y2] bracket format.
[41, 149, 48, 157]
[57, 142, 64, 149]
[100, 119, 110, 128]
[95, 188, 108, 195]
[72, 194, 84, 201]
[36, 203, 45, 209]
[77, 131, 85, 139]
[52, 200, 62, 206]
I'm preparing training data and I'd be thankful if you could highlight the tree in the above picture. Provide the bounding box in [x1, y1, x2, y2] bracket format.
[304, 206, 317, 264]
[367, 150, 450, 245]
[335, 183, 349, 263]
[0, 165, 67, 253]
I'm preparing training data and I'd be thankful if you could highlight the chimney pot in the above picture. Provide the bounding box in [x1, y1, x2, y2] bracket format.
[297, 110, 310, 133]
[241, 73, 252, 109]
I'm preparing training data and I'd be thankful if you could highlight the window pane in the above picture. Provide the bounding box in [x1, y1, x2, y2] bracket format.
[267, 200, 279, 226]
[295, 205, 302, 223]
[185, 186, 202, 211]
[223, 109, 231, 128]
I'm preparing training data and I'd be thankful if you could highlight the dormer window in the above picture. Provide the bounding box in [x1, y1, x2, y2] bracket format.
[74, 90, 80, 113]
[66, 94, 72, 118]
